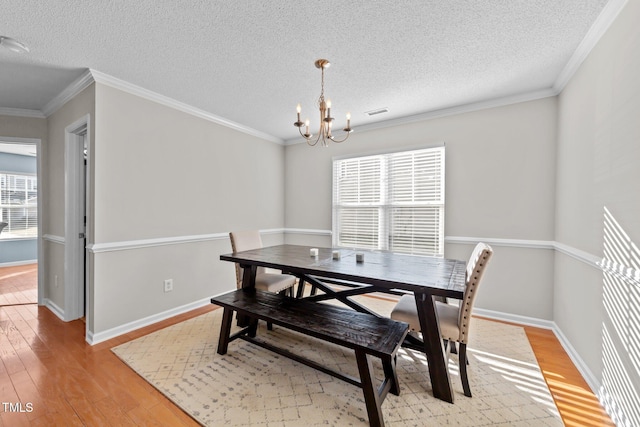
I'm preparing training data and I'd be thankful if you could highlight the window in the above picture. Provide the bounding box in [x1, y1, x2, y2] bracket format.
[332, 146, 444, 257]
[0, 173, 38, 239]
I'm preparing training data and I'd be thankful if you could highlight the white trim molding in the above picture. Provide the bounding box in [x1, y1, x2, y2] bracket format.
[85, 229, 605, 274]
[445, 236, 555, 250]
[88, 232, 231, 253]
[284, 89, 558, 145]
[0, 108, 46, 118]
[551, 322, 602, 396]
[88, 297, 212, 345]
[44, 298, 65, 321]
[89, 69, 283, 145]
[284, 228, 332, 236]
[41, 70, 95, 117]
[446, 235, 603, 271]
[553, 0, 629, 92]
[0, 259, 37, 268]
[473, 307, 556, 331]
[554, 241, 602, 269]
[43, 234, 65, 245]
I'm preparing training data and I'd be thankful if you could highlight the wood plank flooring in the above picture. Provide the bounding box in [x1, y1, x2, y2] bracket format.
[0, 264, 615, 426]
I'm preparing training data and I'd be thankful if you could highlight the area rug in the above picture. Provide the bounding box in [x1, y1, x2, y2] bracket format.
[112, 297, 562, 426]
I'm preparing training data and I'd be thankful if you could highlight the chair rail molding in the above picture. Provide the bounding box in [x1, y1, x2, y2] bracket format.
[85, 229, 603, 273]
[43, 234, 65, 245]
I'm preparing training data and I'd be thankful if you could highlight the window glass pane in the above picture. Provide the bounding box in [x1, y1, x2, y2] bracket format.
[0, 173, 38, 239]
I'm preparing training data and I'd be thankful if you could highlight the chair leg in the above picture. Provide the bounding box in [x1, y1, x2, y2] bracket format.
[459, 343, 472, 397]
[443, 339, 458, 354]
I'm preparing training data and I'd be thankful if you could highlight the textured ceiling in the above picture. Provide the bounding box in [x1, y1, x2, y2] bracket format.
[0, 1, 614, 143]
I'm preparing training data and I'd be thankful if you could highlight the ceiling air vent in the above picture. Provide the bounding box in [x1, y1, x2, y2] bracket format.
[365, 107, 389, 116]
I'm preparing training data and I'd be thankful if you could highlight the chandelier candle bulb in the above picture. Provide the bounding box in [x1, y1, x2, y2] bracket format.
[296, 104, 301, 122]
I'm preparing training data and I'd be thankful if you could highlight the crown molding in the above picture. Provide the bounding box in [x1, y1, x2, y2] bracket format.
[553, 0, 629, 92]
[41, 69, 95, 117]
[283, 88, 558, 145]
[0, 107, 46, 118]
[89, 69, 284, 145]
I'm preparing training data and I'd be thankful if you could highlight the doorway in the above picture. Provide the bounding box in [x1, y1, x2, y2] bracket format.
[64, 115, 90, 324]
[0, 137, 42, 305]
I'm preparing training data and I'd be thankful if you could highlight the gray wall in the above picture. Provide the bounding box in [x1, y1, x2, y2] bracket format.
[44, 84, 96, 316]
[554, 0, 640, 424]
[88, 83, 286, 337]
[285, 97, 558, 321]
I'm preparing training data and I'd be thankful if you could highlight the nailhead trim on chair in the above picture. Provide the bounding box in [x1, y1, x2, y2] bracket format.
[459, 249, 491, 343]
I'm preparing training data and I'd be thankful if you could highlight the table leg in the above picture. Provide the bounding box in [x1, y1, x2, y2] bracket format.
[414, 291, 454, 403]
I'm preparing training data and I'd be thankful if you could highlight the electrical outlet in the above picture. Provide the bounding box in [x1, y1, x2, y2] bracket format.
[164, 279, 173, 293]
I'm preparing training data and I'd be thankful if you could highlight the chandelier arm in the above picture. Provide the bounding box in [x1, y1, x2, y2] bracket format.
[299, 126, 322, 146]
[328, 132, 350, 143]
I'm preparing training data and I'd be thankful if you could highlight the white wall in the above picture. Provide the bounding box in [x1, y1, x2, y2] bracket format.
[285, 97, 558, 320]
[555, 0, 640, 424]
[89, 83, 286, 337]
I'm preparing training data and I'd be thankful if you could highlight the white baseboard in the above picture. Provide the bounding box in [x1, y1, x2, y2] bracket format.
[474, 306, 603, 399]
[0, 259, 37, 268]
[473, 307, 556, 330]
[551, 323, 602, 396]
[44, 299, 65, 321]
[88, 297, 213, 345]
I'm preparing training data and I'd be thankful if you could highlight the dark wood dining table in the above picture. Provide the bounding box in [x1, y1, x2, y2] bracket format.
[219, 244, 467, 403]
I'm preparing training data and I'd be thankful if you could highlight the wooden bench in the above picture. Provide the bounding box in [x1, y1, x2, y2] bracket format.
[210, 289, 409, 427]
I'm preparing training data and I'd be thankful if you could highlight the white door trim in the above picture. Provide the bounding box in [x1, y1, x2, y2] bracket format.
[0, 136, 43, 303]
[64, 115, 90, 322]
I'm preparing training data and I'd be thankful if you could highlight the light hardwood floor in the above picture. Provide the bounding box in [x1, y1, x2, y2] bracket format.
[0, 264, 615, 426]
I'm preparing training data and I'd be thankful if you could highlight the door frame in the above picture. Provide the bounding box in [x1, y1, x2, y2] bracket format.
[64, 115, 90, 322]
[0, 136, 43, 302]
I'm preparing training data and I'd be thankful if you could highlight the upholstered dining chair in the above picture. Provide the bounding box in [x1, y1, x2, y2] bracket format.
[229, 230, 297, 297]
[0, 222, 7, 234]
[390, 242, 493, 397]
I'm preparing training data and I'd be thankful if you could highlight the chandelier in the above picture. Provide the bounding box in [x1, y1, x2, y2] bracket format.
[294, 59, 352, 147]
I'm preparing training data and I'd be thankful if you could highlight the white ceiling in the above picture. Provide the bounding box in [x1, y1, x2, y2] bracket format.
[0, 1, 619, 143]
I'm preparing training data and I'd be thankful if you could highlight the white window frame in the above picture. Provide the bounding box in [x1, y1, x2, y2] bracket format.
[332, 145, 445, 257]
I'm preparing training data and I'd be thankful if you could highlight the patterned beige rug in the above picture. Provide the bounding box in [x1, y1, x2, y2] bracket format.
[112, 297, 562, 426]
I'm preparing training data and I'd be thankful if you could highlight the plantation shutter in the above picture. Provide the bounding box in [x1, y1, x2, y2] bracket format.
[332, 146, 444, 257]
